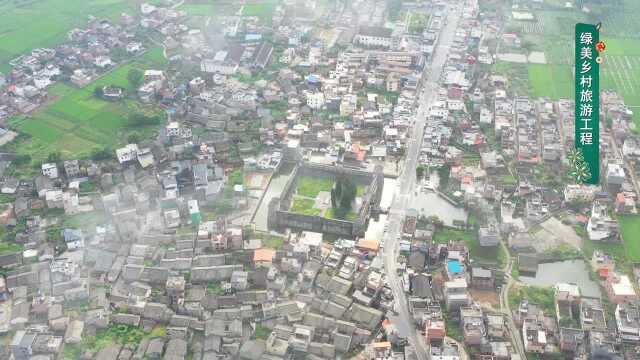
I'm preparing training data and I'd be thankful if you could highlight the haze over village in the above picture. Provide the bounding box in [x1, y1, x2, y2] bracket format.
[2, 0, 640, 359]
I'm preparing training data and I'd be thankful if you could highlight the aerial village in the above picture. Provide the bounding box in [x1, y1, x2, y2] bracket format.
[2, 0, 640, 359]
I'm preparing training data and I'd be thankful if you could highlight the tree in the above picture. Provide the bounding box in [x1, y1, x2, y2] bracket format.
[214, 199, 234, 215]
[605, 115, 613, 129]
[416, 165, 425, 179]
[339, 179, 356, 209]
[127, 133, 141, 144]
[127, 69, 143, 89]
[91, 147, 112, 161]
[47, 151, 61, 163]
[437, 164, 451, 190]
[110, 47, 128, 62]
[127, 113, 161, 127]
[330, 176, 357, 219]
[330, 186, 337, 208]
[93, 86, 104, 99]
[567, 198, 590, 213]
[12, 154, 31, 166]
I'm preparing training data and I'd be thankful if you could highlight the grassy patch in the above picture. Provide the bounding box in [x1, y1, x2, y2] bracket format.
[242, 0, 278, 24]
[528, 63, 573, 100]
[148, 326, 166, 338]
[296, 176, 334, 198]
[62, 211, 106, 231]
[207, 281, 225, 296]
[0, 241, 23, 255]
[543, 243, 582, 261]
[499, 173, 518, 186]
[408, 12, 429, 34]
[63, 324, 148, 359]
[176, 225, 195, 236]
[508, 285, 555, 316]
[444, 312, 463, 342]
[263, 235, 285, 249]
[228, 169, 244, 186]
[492, 61, 529, 96]
[290, 198, 321, 216]
[619, 215, 640, 262]
[511, 258, 520, 280]
[180, 4, 215, 16]
[0, 194, 15, 204]
[574, 218, 633, 273]
[255, 324, 271, 340]
[79, 181, 96, 193]
[462, 152, 480, 166]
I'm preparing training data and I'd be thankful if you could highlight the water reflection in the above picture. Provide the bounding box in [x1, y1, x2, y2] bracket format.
[520, 259, 601, 298]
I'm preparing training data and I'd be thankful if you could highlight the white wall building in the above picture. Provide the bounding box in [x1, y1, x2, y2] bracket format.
[354, 26, 393, 48]
[116, 144, 139, 164]
[42, 163, 59, 179]
[305, 91, 325, 110]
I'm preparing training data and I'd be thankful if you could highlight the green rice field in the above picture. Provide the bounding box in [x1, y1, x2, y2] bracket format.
[501, 1, 640, 127]
[619, 215, 640, 262]
[241, 0, 278, 24]
[0, 0, 137, 70]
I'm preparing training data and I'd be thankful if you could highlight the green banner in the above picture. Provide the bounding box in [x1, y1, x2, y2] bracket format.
[574, 23, 599, 184]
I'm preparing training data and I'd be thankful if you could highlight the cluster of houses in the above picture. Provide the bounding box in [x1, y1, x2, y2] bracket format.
[4, 0, 640, 357]
[0, 11, 152, 127]
[399, 222, 504, 359]
[0, 0, 464, 358]
[508, 250, 640, 359]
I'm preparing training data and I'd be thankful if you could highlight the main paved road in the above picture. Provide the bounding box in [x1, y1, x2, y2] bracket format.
[499, 242, 527, 359]
[382, 4, 462, 360]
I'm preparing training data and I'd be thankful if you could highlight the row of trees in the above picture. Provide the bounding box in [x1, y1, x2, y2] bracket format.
[330, 176, 357, 220]
[127, 112, 161, 127]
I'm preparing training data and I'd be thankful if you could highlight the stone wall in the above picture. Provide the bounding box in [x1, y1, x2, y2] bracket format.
[268, 161, 384, 237]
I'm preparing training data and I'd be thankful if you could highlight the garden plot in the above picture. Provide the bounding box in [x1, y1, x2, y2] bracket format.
[520, 19, 544, 34]
[500, 1, 640, 122]
[600, 52, 640, 124]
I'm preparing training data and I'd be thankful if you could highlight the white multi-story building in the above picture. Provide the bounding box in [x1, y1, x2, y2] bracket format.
[144, 69, 165, 83]
[305, 91, 325, 110]
[354, 26, 393, 48]
[564, 184, 598, 202]
[166, 122, 180, 137]
[116, 144, 139, 164]
[42, 163, 59, 179]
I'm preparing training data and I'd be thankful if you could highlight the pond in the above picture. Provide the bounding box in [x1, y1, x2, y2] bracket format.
[520, 259, 601, 298]
[409, 191, 467, 227]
